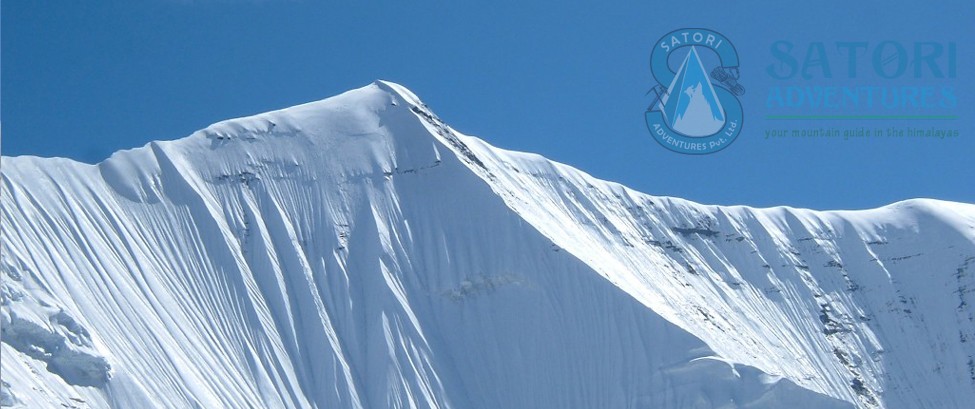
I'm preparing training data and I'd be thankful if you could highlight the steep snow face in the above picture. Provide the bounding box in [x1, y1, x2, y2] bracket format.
[1, 82, 972, 409]
[467, 143, 975, 408]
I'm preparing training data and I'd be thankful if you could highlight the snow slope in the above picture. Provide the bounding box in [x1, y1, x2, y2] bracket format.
[1, 81, 973, 408]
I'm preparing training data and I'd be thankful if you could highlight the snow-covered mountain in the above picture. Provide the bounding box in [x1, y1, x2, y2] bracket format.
[2, 81, 973, 409]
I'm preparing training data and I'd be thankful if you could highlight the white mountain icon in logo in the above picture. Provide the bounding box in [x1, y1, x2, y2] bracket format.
[658, 46, 726, 137]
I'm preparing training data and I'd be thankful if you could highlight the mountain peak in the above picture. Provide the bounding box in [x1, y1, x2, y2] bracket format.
[372, 79, 425, 106]
[189, 80, 421, 143]
[80, 80, 490, 205]
[4, 82, 975, 409]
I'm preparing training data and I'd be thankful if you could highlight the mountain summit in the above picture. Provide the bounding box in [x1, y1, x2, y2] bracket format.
[2, 81, 974, 409]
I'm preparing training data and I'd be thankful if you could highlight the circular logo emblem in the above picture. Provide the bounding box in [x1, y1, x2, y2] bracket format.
[646, 28, 744, 154]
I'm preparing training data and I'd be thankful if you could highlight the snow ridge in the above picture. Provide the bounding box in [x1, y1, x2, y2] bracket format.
[2, 81, 973, 408]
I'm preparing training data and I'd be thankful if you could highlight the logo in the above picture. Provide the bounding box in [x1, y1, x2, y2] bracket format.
[646, 29, 745, 154]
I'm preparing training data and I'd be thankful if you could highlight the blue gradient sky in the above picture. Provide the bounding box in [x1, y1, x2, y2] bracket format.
[2, 0, 972, 210]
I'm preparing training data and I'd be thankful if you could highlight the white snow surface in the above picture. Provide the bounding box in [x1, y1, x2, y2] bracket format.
[1, 81, 973, 408]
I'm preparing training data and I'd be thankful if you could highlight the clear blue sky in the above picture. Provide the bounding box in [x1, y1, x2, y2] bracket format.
[2, 0, 972, 210]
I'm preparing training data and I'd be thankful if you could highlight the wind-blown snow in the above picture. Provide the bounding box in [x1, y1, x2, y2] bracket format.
[1, 81, 973, 408]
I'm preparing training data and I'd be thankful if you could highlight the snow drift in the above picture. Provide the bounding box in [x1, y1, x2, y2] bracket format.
[1, 81, 973, 408]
